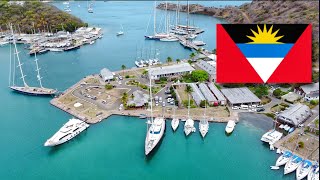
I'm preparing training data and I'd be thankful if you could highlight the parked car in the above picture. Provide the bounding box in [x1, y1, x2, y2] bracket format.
[232, 106, 239, 110]
[256, 107, 265, 112]
[162, 102, 165, 107]
[118, 76, 123, 80]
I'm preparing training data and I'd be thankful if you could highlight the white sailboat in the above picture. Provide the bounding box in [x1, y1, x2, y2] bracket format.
[184, 95, 195, 136]
[275, 151, 293, 166]
[8, 25, 57, 96]
[296, 160, 313, 180]
[284, 155, 303, 175]
[117, 24, 124, 36]
[199, 104, 209, 138]
[308, 165, 319, 180]
[171, 106, 179, 131]
[145, 67, 165, 156]
[87, 2, 93, 13]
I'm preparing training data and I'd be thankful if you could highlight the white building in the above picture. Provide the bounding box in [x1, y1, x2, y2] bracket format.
[148, 63, 194, 80]
[294, 82, 319, 101]
[277, 103, 312, 127]
[100, 68, 114, 82]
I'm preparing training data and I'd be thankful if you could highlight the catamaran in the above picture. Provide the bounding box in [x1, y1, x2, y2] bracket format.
[275, 151, 293, 166]
[8, 25, 57, 96]
[44, 118, 89, 146]
[171, 106, 179, 131]
[199, 104, 209, 138]
[284, 155, 303, 175]
[184, 95, 195, 136]
[296, 160, 313, 180]
[145, 68, 165, 156]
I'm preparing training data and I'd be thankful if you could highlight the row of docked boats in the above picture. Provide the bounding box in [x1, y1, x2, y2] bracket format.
[135, 58, 161, 68]
[273, 151, 319, 180]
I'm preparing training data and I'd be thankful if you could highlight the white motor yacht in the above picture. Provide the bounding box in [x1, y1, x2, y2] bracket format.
[184, 118, 195, 136]
[297, 160, 313, 180]
[276, 151, 293, 166]
[145, 117, 166, 155]
[308, 165, 319, 180]
[261, 130, 283, 144]
[284, 155, 303, 175]
[44, 118, 89, 146]
[225, 120, 236, 134]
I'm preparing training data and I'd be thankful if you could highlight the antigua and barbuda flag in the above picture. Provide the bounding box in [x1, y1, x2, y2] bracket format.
[216, 24, 312, 83]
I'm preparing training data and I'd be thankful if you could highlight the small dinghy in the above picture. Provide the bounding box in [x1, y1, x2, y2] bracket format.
[270, 143, 275, 151]
[271, 166, 280, 170]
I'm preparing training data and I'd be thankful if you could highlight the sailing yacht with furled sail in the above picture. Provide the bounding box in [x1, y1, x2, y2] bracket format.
[8, 25, 57, 96]
[199, 104, 209, 138]
[184, 95, 195, 136]
[171, 106, 179, 131]
[117, 24, 124, 36]
[145, 68, 165, 156]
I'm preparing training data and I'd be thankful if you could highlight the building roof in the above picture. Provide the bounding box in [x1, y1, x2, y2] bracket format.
[300, 82, 319, 94]
[278, 103, 311, 126]
[190, 83, 205, 105]
[281, 92, 300, 103]
[196, 60, 215, 75]
[127, 90, 149, 107]
[149, 63, 194, 76]
[100, 68, 113, 80]
[207, 83, 226, 102]
[198, 83, 217, 102]
[220, 87, 261, 105]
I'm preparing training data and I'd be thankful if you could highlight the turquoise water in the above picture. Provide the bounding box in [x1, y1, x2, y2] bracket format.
[0, 1, 294, 179]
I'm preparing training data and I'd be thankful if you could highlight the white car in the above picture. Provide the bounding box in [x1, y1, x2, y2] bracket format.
[159, 97, 162, 103]
[155, 103, 159, 106]
[162, 102, 165, 107]
[232, 106, 239, 110]
[257, 104, 263, 108]
[167, 98, 172, 103]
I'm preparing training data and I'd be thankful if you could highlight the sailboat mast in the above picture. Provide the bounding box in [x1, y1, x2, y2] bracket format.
[175, 1, 179, 27]
[153, 1, 157, 35]
[187, 94, 190, 118]
[149, 66, 154, 123]
[10, 24, 28, 87]
[165, 1, 168, 34]
[9, 39, 12, 86]
[34, 53, 43, 88]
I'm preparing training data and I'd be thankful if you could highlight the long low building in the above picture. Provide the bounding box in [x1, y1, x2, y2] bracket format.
[220, 87, 261, 106]
[198, 83, 218, 106]
[190, 83, 205, 106]
[207, 83, 226, 105]
[277, 103, 311, 127]
[149, 63, 194, 80]
[100, 68, 114, 82]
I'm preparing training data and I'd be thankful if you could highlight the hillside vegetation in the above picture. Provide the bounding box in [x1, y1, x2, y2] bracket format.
[0, 1, 88, 33]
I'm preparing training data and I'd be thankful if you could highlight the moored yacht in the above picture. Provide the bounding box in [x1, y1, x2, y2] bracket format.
[296, 160, 313, 180]
[284, 155, 303, 175]
[171, 118, 179, 131]
[184, 118, 195, 136]
[225, 120, 236, 134]
[145, 117, 166, 155]
[160, 36, 178, 42]
[275, 151, 293, 166]
[261, 130, 283, 144]
[44, 118, 89, 146]
[308, 165, 319, 180]
[199, 119, 209, 138]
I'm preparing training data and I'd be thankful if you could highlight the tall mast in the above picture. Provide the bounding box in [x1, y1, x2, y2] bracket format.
[153, 1, 157, 35]
[149, 66, 154, 124]
[187, 0, 189, 28]
[165, 1, 168, 34]
[34, 52, 43, 88]
[175, 1, 179, 27]
[9, 38, 12, 86]
[187, 94, 190, 118]
[10, 24, 28, 87]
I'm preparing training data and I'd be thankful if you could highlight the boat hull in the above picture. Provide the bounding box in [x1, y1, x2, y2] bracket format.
[10, 86, 57, 96]
[145, 119, 166, 156]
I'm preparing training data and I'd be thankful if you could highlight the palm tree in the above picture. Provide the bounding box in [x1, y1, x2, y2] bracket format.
[196, 48, 202, 54]
[142, 69, 148, 76]
[166, 56, 173, 64]
[185, 84, 193, 94]
[121, 64, 126, 76]
[212, 48, 216, 54]
[176, 59, 181, 64]
[189, 52, 196, 61]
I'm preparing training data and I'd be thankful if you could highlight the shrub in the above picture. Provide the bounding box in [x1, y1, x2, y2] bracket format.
[125, 75, 130, 78]
[298, 141, 304, 148]
[191, 70, 209, 82]
[310, 100, 319, 106]
[105, 84, 113, 90]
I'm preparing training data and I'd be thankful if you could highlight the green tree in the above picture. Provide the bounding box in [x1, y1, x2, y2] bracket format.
[185, 84, 193, 94]
[252, 85, 269, 98]
[176, 59, 181, 64]
[189, 52, 196, 60]
[212, 48, 216, 54]
[273, 88, 283, 97]
[310, 100, 319, 106]
[166, 57, 173, 64]
[191, 70, 209, 82]
[200, 100, 208, 108]
[121, 64, 126, 76]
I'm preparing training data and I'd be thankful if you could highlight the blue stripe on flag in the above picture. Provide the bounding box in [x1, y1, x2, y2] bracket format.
[237, 44, 294, 58]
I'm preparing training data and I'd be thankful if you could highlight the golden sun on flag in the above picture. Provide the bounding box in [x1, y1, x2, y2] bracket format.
[246, 24, 284, 44]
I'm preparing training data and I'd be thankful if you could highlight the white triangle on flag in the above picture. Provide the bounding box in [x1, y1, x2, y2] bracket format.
[247, 58, 284, 83]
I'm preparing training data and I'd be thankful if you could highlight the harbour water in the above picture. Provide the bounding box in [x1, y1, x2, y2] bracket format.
[0, 1, 295, 179]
